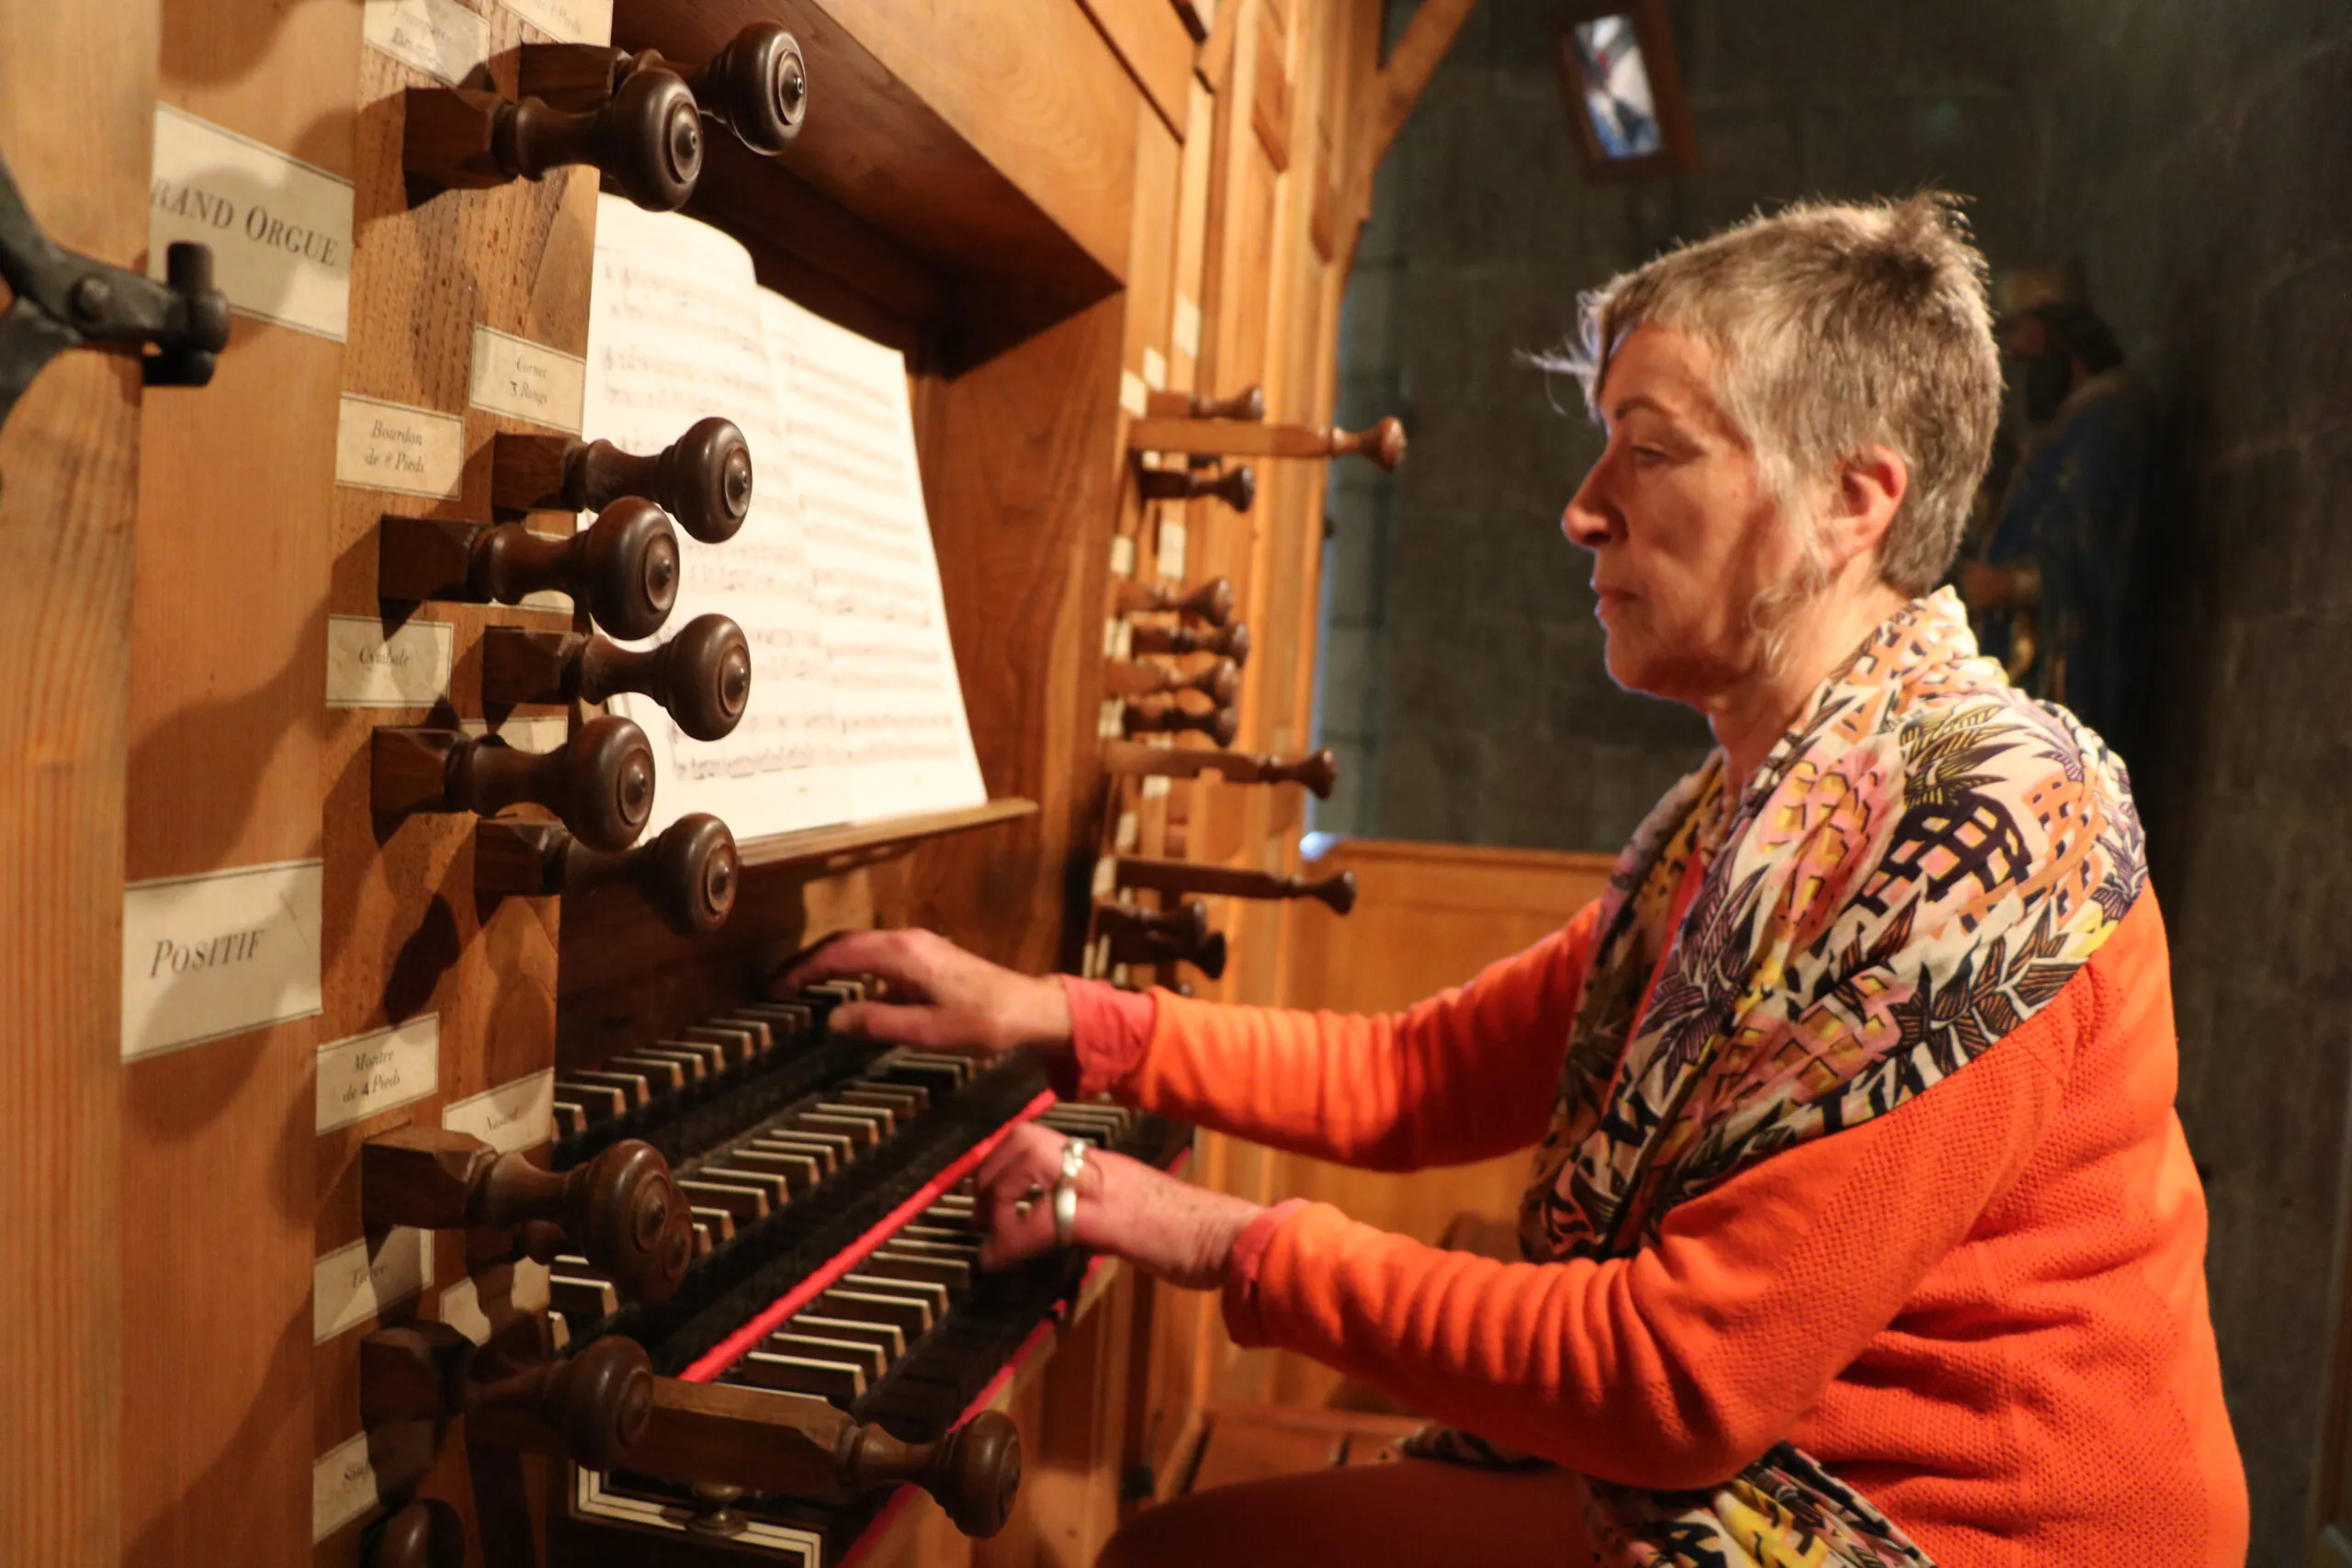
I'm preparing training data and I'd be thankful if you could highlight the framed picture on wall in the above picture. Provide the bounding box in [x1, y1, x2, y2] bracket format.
[1554, 0, 1699, 181]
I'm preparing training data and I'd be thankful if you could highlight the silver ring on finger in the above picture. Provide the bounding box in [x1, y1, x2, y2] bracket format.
[1052, 1137, 1090, 1247]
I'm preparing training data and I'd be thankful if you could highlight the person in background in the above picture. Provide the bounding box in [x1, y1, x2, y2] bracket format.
[1960, 265, 2157, 749]
[788, 195, 2245, 1568]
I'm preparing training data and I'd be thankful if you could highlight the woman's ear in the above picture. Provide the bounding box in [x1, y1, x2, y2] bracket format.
[1826, 446, 1909, 570]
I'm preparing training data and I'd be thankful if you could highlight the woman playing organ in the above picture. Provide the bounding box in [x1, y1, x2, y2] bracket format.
[787, 195, 2249, 1568]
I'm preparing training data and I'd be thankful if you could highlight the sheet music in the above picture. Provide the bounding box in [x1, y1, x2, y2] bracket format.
[583, 196, 848, 840]
[757, 292, 987, 822]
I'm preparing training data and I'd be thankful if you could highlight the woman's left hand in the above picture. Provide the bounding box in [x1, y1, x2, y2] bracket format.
[973, 1121, 1264, 1291]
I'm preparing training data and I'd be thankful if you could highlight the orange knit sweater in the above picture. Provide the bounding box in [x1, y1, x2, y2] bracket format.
[1068, 890, 2246, 1565]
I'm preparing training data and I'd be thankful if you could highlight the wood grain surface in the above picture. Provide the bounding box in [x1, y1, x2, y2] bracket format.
[0, 0, 155, 1559]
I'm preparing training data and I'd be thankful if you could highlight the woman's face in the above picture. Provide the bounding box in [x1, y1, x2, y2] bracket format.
[1562, 323, 1803, 705]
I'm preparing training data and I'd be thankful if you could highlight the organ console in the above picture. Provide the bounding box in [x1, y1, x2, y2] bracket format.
[1123, 698, 1240, 746]
[1104, 655, 1242, 706]
[1114, 574, 1238, 625]
[492, 418, 754, 544]
[1129, 617, 1252, 664]
[363, 1126, 693, 1303]
[481, 616, 752, 741]
[1099, 739, 1340, 797]
[1127, 413, 1409, 472]
[373, 714, 656, 853]
[10, 5, 1434, 1565]
[1136, 460, 1256, 511]
[475, 814, 741, 936]
[379, 500, 682, 639]
[1111, 854, 1361, 914]
[402, 72, 705, 211]
[1097, 900, 1227, 979]
[520, 24, 811, 159]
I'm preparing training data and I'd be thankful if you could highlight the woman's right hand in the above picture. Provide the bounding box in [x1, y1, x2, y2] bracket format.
[773, 928, 1074, 1063]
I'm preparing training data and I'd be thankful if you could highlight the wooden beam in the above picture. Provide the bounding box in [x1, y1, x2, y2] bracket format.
[1359, 0, 1479, 175]
[1333, 0, 1479, 272]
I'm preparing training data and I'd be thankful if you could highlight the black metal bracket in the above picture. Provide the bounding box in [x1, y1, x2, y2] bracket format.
[0, 139, 231, 468]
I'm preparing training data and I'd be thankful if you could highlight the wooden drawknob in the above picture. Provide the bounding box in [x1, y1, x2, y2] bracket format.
[372, 714, 655, 852]
[448, 714, 655, 853]
[1123, 700, 1238, 748]
[474, 813, 740, 936]
[693, 22, 809, 155]
[360, 1325, 654, 1472]
[475, 498, 682, 640]
[839, 1411, 1023, 1539]
[403, 69, 703, 211]
[491, 416, 752, 544]
[362, 1127, 692, 1305]
[363, 1499, 466, 1568]
[1113, 574, 1235, 626]
[481, 615, 752, 741]
[1145, 385, 1266, 422]
[1127, 619, 1250, 666]
[520, 25, 806, 159]
[1137, 463, 1255, 512]
[1103, 656, 1240, 707]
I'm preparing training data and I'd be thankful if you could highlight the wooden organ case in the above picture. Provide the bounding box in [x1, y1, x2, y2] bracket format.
[0, 0, 1453, 1565]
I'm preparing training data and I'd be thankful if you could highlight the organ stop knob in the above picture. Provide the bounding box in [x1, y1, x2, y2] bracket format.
[481, 615, 752, 742]
[361, 1499, 466, 1568]
[1136, 462, 1254, 511]
[1099, 739, 1337, 797]
[379, 498, 680, 640]
[1127, 619, 1250, 665]
[520, 23, 810, 158]
[1110, 854, 1358, 914]
[373, 714, 656, 854]
[363, 1126, 693, 1304]
[474, 813, 740, 936]
[1114, 574, 1235, 626]
[360, 1324, 1023, 1538]
[403, 69, 704, 212]
[1103, 656, 1240, 706]
[1122, 699, 1238, 747]
[1098, 900, 1227, 978]
[492, 417, 752, 544]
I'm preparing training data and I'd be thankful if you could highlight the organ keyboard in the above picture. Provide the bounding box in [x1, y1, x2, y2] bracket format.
[528, 980, 1191, 1562]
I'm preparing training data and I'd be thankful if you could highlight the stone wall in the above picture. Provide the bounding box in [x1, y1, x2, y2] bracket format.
[1311, 0, 2352, 1556]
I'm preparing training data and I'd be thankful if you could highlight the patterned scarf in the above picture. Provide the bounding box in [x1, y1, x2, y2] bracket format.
[1406, 590, 2146, 1566]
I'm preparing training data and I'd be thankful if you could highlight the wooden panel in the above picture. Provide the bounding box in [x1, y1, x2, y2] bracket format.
[903, 294, 1128, 975]
[122, 4, 360, 1562]
[0, 0, 154, 1556]
[1077, 0, 1201, 138]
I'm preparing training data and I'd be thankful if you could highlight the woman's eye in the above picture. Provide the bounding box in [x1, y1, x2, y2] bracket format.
[1632, 446, 1668, 467]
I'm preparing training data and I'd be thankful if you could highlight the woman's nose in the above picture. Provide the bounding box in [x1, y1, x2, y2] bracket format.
[1562, 463, 1616, 550]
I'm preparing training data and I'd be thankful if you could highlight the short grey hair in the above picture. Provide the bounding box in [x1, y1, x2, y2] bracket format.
[1545, 193, 2002, 596]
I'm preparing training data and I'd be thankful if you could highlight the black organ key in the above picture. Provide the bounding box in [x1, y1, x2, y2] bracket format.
[555, 1080, 627, 1121]
[790, 1111, 878, 1149]
[678, 1180, 768, 1222]
[687, 1206, 737, 1246]
[698, 1166, 790, 1206]
[816, 1288, 930, 1337]
[768, 1125, 855, 1164]
[739, 1351, 865, 1403]
[768, 1331, 889, 1381]
[864, 1248, 971, 1295]
[552, 1101, 587, 1137]
[605, 1054, 687, 1091]
[791, 1314, 904, 1360]
[569, 1068, 651, 1108]
[683, 1023, 762, 1063]
[548, 1271, 618, 1325]
[722, 1148, 812, 1190]
[748, 1142, 842, 1175]
[841, 1273, 950, 1320]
